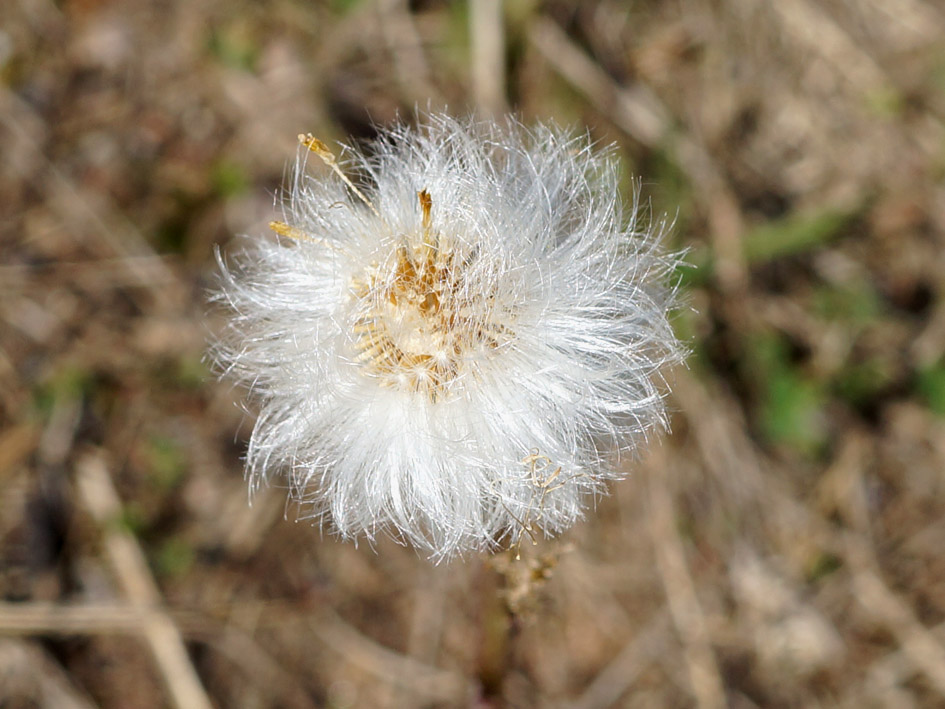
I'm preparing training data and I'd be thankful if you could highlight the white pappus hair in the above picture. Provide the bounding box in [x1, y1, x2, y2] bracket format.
[210, 114, 685, 560]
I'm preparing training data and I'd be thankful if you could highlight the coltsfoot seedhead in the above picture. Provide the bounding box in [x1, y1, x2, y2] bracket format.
[210, 114, 685, 560]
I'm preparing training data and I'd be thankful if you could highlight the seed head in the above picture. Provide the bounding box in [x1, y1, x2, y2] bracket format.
[211, 114, 685, 560]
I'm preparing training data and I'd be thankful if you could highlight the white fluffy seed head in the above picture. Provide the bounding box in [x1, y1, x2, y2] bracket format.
[210, 114, 685, 560]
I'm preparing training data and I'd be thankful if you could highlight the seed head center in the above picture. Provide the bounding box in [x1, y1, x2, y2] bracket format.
[383, 245, 454, 359]
[349, 191, 511, 399]
[352, 242, 464, 396]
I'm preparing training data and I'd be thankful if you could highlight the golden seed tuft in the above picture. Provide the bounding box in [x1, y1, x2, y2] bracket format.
[350, 192, 509, 399]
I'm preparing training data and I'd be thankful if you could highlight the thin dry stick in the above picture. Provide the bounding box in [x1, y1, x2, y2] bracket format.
[309, 609, 470, 704]
[768, 0, 943, 151]
[770, 0, 945, 162]
[75, 453, 213, 709]
[528, 16, 666, 145]
[569, 609, 671, 709]
[644, 450, 727, 709]
[848, 557, 945, 697]
[866, 0, 945, 36]
[864, 620, 945, 698]
[399, 567, 450, 701]
[203, 625, 314, 708]
[0, 258, 179, 294]
[527, 16, 746, 291]
[469, 0, 507, 116]
[377, 0, 442, 105]
[0, 601, 158, 634]
[0, 639, 98, 709]
[838, 450, 945, 698]
[0, 601, 314, 707]
[769, 0, 886, 90]
[673, 371, 945, 701]
[0, 88, 183, 312]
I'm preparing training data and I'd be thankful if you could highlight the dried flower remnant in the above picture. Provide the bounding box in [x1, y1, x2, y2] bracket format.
[211, 115, 685, 559]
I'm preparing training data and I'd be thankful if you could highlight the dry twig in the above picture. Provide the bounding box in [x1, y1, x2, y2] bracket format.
[569, 609, 671, 709]
[527, 15, 746, 291]
[643, 449, 726, 709]
[75, 453, 213, 709]
[309, 609, 470, 704]
[469, 0, 507, 116]
[673, 370, 945, 702]
[377, 0, 442, 106]
[0, 88, 184, 312]
[0, 638, 98, 709]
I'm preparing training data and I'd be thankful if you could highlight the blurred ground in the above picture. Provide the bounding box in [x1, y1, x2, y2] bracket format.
[3, 0, 945, 707]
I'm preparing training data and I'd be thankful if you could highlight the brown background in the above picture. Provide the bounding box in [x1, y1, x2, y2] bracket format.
[3, 0, 945, 707]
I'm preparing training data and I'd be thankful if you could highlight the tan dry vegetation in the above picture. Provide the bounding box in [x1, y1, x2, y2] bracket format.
[2, 0, 945, 707]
